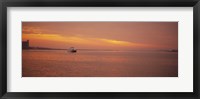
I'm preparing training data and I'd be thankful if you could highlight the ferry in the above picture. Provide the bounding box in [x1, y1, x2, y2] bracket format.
[68, 47, 77, 53]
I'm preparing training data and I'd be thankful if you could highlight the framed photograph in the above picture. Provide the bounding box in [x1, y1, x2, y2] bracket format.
[0, 0, 199, 99]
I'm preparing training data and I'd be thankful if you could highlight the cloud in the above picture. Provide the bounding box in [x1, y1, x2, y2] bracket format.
[22, 26, 43, 34]
[22, 32, 153, 49]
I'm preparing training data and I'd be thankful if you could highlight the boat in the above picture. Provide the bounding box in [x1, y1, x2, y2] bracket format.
[68, 47, 77, 53]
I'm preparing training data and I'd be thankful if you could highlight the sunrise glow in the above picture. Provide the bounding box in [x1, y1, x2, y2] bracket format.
[22, 22, 178, 50]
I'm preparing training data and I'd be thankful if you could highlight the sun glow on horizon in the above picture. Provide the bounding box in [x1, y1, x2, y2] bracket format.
[22, 33, 149, 49]
[22, 22, 178, 50]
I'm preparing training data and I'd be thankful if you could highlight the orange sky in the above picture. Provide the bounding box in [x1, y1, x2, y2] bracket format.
[22, 22, 178, 50]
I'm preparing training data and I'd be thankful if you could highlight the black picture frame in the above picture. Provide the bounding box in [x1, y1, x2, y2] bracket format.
[0, 0, 199, 99]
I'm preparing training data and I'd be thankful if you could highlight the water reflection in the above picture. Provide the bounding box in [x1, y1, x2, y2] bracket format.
[22, 50, 178, 77]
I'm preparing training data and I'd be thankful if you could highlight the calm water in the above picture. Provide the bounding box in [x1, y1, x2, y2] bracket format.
[22, 50, 178, 77]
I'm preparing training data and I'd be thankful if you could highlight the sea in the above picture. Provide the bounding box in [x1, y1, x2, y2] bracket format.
[22, 50, 178, 77]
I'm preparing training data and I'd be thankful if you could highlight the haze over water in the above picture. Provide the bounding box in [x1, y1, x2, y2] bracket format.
[22, 22, 178, 77]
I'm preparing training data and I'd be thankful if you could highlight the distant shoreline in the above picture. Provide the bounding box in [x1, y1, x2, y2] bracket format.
[23, 47, 67, 50]
[22, 47, 178, 52]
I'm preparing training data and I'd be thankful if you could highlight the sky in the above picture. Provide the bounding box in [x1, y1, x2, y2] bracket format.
[22, 22, 178, 50]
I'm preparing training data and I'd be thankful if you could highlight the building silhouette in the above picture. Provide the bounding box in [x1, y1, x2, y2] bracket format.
[22, 40, 29, 49]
